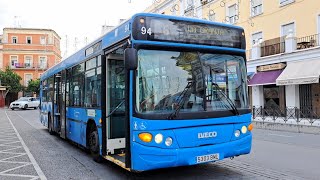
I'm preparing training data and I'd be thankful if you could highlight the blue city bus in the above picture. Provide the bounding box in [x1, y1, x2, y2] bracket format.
[39, 13, 252, 171]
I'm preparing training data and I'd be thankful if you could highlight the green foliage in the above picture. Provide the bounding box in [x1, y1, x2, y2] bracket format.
[0, 66, 23, 93]
[26, 79, 40, 94]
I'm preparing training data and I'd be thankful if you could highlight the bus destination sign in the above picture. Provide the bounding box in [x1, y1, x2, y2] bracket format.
[133, 16, 244, 49]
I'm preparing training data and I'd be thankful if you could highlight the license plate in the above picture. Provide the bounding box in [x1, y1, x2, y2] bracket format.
[196, 153, 219, 163]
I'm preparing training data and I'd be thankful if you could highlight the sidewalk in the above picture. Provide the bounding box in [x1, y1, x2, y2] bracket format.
[0, 109, 46, 180]
[253, 117, 320, 135]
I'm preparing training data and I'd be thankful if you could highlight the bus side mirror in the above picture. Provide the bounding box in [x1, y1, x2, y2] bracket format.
[124, 48, 137, 70]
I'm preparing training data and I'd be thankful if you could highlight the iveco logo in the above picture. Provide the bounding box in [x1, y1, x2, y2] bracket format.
[198, 131, 218, 139]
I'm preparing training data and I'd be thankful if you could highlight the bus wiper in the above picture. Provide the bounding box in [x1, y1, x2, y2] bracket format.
[167, 80, 193, 120]
[107, 99, 125, 118]
[211, 83, 239, 116]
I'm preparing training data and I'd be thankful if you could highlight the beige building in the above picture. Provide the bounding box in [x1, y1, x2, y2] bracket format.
[145, 0, 320, 124]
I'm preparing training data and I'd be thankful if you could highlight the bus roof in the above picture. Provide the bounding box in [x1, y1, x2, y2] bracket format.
[40, 13, 244, 81]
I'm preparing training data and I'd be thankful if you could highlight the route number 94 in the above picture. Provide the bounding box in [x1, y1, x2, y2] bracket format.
[141, 27, 152, 35]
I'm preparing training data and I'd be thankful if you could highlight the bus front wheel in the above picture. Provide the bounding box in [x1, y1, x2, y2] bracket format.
[89, 126, 103, 163]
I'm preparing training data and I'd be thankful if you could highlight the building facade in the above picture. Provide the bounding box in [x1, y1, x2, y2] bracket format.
[0, 28, 61, 87]
[145, 0, 320, 124]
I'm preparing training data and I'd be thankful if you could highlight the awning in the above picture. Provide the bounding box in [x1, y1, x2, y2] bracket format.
[248, 70, 283, 86]
[276, 59, 320, 85]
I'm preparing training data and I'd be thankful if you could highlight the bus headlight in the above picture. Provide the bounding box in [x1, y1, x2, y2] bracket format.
[241, 126, 247, 134]
[154, 134, 163, 144]
[234, 130, 241, 137]
[165, 137, 173, 146]
[138, 133, 152, 143]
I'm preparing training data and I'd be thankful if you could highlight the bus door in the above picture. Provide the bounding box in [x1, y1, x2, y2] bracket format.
[53, 72, 66, 138]
[59, 70, 67, 139]
[106, 52, 126, 154]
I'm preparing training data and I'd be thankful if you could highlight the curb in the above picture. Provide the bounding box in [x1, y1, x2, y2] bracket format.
[253, 121, 320, 135]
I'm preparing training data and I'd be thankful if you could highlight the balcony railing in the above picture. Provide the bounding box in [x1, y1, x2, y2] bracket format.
[253, 106, 320, 126]
[11, 63, 48, 69]
[260, 42, 285, 57]
[296, 34, 319, 50]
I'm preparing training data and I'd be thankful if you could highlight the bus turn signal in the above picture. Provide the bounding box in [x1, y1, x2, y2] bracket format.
[139, 133, 152, 143]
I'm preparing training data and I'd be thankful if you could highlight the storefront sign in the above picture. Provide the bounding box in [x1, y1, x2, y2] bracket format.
[257, 63, 286, 72]
[276, 77, 319, 86]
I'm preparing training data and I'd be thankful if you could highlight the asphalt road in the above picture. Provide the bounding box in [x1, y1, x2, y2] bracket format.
[1, 108, 319, 180]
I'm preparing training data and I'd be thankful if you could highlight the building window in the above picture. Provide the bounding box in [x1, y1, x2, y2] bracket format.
[281, 22, 295, 37]
[25, 56, 33, 68]
[280, 0, 295, 6]
[24, 74, 33, 86]
[40, 36, 46, 45]
[10, 56, 18, 68]
[39, 56, 47, 69]
[26, 36, 32, 44]
[228, 4, 237, 24]
[251, 0, 263, 16]
[12, 36, 17, 44]
[252, 32, 263, 46]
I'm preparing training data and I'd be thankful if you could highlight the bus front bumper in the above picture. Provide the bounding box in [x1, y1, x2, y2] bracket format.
[131, 134, 252, 171]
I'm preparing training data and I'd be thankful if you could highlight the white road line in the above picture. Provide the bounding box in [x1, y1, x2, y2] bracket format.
[0, 144, 21, 148]
[5, 111, 47, 180]
[0, 160, 31, 164]
[0, 141, 21, 145]
[0, 173, 38, 178]
[0, 146, 23, 153]
[0, 152, 25, 155]
[0, 154, 26, 161]
[268, 133, 293, 138]
[0, 163, 31, 174]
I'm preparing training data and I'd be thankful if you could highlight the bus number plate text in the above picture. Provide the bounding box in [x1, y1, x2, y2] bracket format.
[196, 153, 219, 163]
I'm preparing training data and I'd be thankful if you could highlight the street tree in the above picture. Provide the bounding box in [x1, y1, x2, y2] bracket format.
[0, 66, 23, 97]
[26, 79, 40, 94]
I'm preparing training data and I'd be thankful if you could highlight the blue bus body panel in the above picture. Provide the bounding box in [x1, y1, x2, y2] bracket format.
[131, 113, 251, 130]
[130, 115, 252, 171]
[66, 107, 102, 147]
[132, 133, 251, 171]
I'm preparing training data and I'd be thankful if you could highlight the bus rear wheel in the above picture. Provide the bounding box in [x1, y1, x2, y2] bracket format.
[89, 126, 103, 163]
[48, 115, 54, 135]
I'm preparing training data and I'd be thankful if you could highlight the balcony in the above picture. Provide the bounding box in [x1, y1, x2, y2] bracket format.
[260, 37, 285, 57]
[296, 34, 319, 50]
[249, 33, 320, 60]
[11, 63, 48, 70]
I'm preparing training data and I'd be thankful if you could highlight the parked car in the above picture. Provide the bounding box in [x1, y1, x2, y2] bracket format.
[9, 97, 40, 110]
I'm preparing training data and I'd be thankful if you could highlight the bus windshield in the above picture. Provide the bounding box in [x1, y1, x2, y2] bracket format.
[136, 49, 248, 117]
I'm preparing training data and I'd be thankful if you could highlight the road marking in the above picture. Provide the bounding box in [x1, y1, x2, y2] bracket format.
[268, 133, 293, 138]
[0, 163, 31, 174]
[5, 111, 47, 180]
[0, 153, 26, 161]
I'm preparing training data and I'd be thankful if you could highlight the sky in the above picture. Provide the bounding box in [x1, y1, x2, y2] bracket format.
[0, 0, 153, 59]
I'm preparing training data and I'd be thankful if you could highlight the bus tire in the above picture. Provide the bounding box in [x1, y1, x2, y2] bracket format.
[48, 115, 54, 135]
[89, 126, 103, 163]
